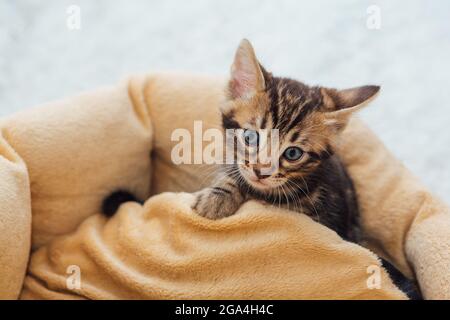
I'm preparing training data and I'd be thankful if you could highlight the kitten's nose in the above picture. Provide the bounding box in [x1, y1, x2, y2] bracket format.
[253, 168, 269, 180]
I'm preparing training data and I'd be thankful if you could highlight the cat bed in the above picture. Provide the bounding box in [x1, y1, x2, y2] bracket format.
[1, 73, 449, 299]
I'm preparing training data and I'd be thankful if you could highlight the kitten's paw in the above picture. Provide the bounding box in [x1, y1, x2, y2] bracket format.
[192, 188, 239, 220]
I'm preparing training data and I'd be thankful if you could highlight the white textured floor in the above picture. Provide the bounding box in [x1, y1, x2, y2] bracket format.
[1, 0, 449, 202]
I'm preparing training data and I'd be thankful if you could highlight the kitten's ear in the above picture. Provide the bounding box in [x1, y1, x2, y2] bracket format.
[228, 39, 266, 100]
[321, 85, 380, 129]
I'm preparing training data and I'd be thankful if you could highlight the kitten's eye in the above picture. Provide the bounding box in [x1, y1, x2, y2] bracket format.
[283, 147, 303, 161]
[243, 130, 259, 146]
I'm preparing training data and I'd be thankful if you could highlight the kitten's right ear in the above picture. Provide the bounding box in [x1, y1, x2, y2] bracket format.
[228, 39, 266, 100]
[321, 85, 380, 130]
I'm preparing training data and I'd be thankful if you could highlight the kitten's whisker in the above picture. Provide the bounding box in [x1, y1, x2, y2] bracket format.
[299, 176, 310, 194]
[285, 181, 303, 213]
[287, 179, 320, 223]
[280, 184, 291, 211]
[284, 182, 302, 213]
[276, 186, 281, 209]
[199, 166, 225, 185]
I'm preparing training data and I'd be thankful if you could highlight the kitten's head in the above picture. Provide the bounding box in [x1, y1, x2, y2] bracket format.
[222, 39, 380, 193]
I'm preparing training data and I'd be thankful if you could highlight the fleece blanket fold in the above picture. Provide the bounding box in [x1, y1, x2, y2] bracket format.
[0, 73, 449, 299]
[20, 193, 405, 300]
[0, 128, 31, 299]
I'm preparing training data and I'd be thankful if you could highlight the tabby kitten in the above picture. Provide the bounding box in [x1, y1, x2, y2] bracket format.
[193, 39, 379, 242]
[192, 40, 420, 298]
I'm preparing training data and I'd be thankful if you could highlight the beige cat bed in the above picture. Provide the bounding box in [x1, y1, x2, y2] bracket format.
[0, 73, 449, 299]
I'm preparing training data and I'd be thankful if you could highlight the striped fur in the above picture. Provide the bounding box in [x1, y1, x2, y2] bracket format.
[193, 39, 382, 241]
[219, 72, 361, 240]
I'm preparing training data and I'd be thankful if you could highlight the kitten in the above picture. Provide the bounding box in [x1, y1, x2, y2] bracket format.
[193, 39, 421, 298]
[193, 39, 375, 242]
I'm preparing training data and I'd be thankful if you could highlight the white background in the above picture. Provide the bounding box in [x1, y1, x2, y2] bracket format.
[1, 0, 449, 202]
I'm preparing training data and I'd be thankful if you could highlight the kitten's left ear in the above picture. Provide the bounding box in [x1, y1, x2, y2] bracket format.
[321, 85, 380, 129]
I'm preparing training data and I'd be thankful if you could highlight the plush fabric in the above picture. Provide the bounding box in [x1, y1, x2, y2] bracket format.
[0, 73, 448, 299]
[20, 193, 405, 299]
[336, 118, 450, 299]
[2, 83, 153, 249]
[0, 126, 31, 299]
